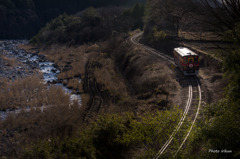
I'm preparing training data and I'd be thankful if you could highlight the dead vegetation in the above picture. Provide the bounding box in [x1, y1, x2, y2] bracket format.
[0, 74, 82, 157]
[0, 33, 182, 158]
[0, 76, 70, 111]
[114, 40, 179, 111]
[0, 100, 81, 157]
[178, 31, 223, 41]
[21, 44, 88, 92]
[0, 54, 18, 68]
[20, 32, 180, 120]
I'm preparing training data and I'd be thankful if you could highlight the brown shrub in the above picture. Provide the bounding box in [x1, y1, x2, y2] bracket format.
[0, 103, 82, 157]
[115, 43, 177, 95]
[0, 76, 70, 110]
[0, 54, 18, 68]
[0, 74, 83, 157]
[85, 43, 100, 53]
[93, 58, 129, 101]
[67, 78, 82, 91]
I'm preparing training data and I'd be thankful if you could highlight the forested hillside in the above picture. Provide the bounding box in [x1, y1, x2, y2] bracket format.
[0, 0, 145, 39]
[30, 4, 145, 45]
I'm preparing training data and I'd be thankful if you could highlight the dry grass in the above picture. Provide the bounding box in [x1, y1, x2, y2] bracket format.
[78, 35, 179, 113]
[0, 74, 82, 156]
[114, 41, 180, 112]
[67, 78, 82, 92]
[94, 58, 129, 100]
[19, 35, 179, 117]
[19, 43, 97, 117]
[181, 41, 233, 62]
[179, 31, 223, 41]
[0, 73, 82, 157]
[21, 43, 88, 91]
[0, 54, 18, 68]
[0, 98, 82, 158]
[0, 75, 70, 111]
[18, 44, 36, 52]
[118, 45, 177, 92]
[41, 45, 88, 72]
[0, 33, 184, 158]
[20, 44, 87, 74]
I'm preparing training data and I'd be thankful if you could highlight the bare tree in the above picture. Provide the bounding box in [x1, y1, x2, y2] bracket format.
[144, 0, 198, 37]
[201, 0, 240, 29]
[165, 0, 198, 36]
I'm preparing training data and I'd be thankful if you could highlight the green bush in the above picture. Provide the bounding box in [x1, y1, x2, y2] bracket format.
[30, 13, 82, 45]
[29, 7, 117, 45]
[184, 22, 240, 159]
[153, 27, 167, 41]
[23, 107, 182, 159]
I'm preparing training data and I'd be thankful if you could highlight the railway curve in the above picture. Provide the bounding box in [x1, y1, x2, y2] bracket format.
[82, 60, 104, 122]
[130, 32, 202, 158]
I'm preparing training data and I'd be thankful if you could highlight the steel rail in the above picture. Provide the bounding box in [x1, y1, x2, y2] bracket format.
[130, 32, 202, 158]
[174, 77, 202, 157]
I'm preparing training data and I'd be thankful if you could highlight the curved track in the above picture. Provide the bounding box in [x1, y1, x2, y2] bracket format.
[130, 32, 202, 158]
[82, 60, 104, 122]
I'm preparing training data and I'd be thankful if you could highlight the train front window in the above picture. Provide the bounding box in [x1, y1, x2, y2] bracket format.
[188, 58, 193, 63]
[194, 57, 198, 64]
[184, 57, 188, 64]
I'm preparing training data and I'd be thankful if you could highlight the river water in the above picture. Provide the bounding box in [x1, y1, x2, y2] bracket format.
[0, 40, 81, 120]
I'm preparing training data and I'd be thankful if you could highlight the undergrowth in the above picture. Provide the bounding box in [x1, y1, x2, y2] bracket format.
[22, 107, 181, 159]
[0, 76, 71, 111]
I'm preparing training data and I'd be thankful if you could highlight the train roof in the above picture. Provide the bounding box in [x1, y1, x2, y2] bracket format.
[174, 47, 198, 57]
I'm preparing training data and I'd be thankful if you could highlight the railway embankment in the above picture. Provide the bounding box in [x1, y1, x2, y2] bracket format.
[78, 34, 181, 119]
[181, 43, 223, 72]
[140, 33, 226, 105]
[179, 42, 227, 104]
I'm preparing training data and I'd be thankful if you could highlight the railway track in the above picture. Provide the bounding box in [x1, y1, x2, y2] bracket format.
[82, 60, 104, 122]
[130, 32, 176, 66]
[130, 32, 202, 158]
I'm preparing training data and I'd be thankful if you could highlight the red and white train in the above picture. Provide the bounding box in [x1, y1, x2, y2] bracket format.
[173, 47, 199, 75]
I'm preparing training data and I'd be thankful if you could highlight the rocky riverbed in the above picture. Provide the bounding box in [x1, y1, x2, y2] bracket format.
[0, 40, 81, 120]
